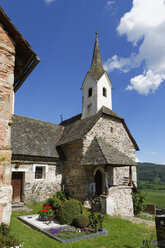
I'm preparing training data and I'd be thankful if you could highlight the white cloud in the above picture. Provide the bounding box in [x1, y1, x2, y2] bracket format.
[127, 70, 163, 95]
[136, 157, 140, 162]
[44, 0, 55, 4]
[105, 1, 114, 8]
[150, 152, 157, 156]
[104, 0, 165, 95]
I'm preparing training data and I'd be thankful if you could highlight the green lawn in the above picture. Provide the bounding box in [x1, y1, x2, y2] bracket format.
[142, 190, 165, 208]
[10, 203, 156, 248]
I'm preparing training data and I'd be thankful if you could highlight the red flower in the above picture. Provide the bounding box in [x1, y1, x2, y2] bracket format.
[42, 210, 45, 212]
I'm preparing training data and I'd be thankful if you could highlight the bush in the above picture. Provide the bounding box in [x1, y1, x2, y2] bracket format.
[74, 214, 89, 228]
[43, 190, 67, 213]
[132, 191, 146, 215]
[0, 223, 19, 248]
[58, 199, 83, 225]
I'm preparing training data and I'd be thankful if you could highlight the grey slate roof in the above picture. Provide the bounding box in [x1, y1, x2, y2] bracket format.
[83, 137, 136, 166]
[11, 115, 64, 158]
[58, 106, 139, 151]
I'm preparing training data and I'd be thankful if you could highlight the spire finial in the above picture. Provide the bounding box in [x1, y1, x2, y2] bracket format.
[96, 31, 98, 37]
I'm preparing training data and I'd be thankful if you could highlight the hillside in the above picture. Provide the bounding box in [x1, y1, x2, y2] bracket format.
[137, 162, 165, 190]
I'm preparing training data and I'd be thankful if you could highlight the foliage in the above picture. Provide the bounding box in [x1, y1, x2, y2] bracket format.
[43, 191, 67, 214]
[10, 203, 156, 248]
[58, 199, 83, 225]
[88, 212, 99, 233]
[0, 223, 19, 248]
[48, 227, 93, 240]
[0, 156, 6, 167]
[132, 191, 146, 215]
[38, 206, 55, 216]
[73, 213, 89, 228]
[137, 162, 165, 190]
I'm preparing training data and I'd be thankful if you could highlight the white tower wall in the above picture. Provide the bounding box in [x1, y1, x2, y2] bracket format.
[82, 73, 97, 119]
[97, 73, 112, 111]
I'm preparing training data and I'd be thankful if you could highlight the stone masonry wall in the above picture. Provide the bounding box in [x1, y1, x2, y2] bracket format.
[101, 186, 134, 217]
[12, 161, 62, 203]
[0, 24, 15, 225]
[83, 116, 137, 185]
[61, 140, 85, 202]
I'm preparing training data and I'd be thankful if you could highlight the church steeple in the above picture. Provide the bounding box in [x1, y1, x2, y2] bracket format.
[90, 32, 105, 80]
[81, 34, 112, 119]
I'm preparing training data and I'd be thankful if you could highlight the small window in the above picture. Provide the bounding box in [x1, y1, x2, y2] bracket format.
[35, 167, 43, 179]
[87, 103, 92, 114]
[111, 127, 114, 133]
[103, 87, 107, 97]
[88, 88, 92, 97]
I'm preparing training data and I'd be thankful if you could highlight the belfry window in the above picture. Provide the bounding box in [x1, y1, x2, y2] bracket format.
[103, 87, 107, 97]
[88, 88, 92, 97]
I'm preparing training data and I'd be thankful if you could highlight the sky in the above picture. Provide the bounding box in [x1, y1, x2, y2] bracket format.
[1, 0, 165, 164]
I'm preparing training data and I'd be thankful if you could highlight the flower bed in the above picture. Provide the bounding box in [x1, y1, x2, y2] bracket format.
[43, 226, 108, 243]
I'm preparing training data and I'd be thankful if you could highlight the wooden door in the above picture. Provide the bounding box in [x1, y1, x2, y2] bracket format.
[11, 172, 23, 203]
[95, 170, 102, 195]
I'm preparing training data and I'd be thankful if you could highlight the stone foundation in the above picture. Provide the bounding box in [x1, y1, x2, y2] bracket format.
[100, 186, 134, 217]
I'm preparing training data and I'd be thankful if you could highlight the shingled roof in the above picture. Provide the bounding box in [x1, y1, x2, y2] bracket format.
[11, 115, 64, 159]
[58, 106, 139, 151]
[83, 137, 136, 166]
[90, 33, 105, 80]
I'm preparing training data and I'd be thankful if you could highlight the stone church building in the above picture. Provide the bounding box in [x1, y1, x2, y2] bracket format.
[0, 8, 139, 224]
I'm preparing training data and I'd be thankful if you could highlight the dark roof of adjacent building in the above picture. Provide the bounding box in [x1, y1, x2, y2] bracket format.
[0, 7, 40, 92]
[83, 137, 136, 166]
[58, 106, 139, 151]
[11, 115, 64, 158]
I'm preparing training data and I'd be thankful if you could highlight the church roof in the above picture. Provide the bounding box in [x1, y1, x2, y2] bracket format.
[11, 107, 139, 159]
[58, 106, 139, 151]
[90, 33, 105, 80]
[82, 137, 136, 166]
[0, 7, 40, 92]
[11, 115, 64, 159]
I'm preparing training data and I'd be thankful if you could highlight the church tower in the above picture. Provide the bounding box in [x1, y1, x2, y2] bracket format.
[81, 33, 112, 119]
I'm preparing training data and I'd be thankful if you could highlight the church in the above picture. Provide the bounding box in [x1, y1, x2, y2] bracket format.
[0, 8, 139, 224]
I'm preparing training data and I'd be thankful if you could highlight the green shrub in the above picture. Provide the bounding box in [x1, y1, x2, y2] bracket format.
[0, 223, 19, 248]
[132, 191, 146, 215]
[74, 214, 89, 228]
[88, 212, 99, 233]
[58, 199, 83, 225]
[43, 190, 67, 213]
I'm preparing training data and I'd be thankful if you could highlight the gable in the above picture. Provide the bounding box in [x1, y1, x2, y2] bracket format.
[83, 113, 138, 160]
[83, 137, 136, 166]
[58, 106, 139, 152]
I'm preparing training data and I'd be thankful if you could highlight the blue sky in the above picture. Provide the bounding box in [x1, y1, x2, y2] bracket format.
[1, 0, 165, 164]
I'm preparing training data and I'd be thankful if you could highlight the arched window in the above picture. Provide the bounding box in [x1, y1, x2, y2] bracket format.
[88, 88, 92, 97]
[103, 87, 107, 97]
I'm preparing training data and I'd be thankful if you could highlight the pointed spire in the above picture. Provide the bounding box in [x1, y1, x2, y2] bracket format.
[90, 32, 105, 80]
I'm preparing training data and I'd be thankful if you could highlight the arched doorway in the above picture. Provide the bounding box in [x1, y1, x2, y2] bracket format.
[95, 170, 103, 195]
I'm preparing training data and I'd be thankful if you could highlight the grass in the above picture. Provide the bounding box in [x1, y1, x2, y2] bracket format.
[142, 189, 165, 208]
[9, 203, 156, 248]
